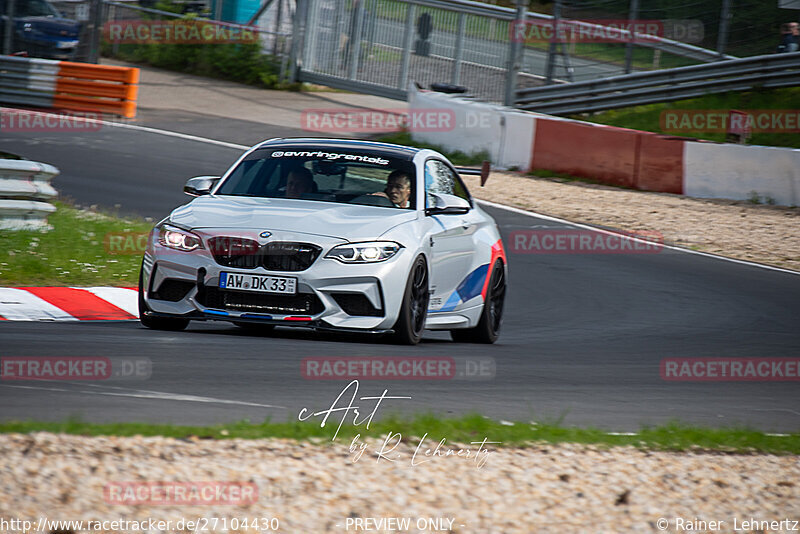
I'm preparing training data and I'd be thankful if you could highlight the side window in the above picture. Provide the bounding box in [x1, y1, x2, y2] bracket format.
[424, 159, 471, 207]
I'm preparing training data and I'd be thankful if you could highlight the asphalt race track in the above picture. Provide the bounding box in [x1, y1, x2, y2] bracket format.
[1, 117, 799, 432]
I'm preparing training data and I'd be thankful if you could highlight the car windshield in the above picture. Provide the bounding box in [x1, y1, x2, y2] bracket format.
[16, 0, 61, 17]
[215, 148, 417, 209]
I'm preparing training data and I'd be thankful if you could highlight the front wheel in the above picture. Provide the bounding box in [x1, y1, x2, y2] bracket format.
[391, 255, 429, 345]
[138, 263, 190, 331]
[450, 259, 505, 344]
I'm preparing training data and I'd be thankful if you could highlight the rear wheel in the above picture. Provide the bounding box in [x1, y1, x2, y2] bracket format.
[391, 256, 429, 345]
[138, 263, 190, 331]
[450, 259, 505, 343]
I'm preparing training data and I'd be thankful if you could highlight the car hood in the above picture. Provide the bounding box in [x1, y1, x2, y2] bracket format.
[170, 196, 418, 241]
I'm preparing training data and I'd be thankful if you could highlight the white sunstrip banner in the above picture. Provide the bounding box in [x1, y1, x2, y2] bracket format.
[270, 150, 391, 165]
[0, 288, 78, 321]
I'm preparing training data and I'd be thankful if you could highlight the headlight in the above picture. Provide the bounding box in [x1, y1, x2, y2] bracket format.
[325, 241, 402, 263]
[158, 224, 203, 252]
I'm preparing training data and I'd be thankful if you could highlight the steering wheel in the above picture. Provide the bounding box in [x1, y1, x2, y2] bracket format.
[349, 194, 395, 207]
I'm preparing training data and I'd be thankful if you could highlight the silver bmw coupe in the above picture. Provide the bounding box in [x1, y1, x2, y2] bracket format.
[138, 138, 506, 344]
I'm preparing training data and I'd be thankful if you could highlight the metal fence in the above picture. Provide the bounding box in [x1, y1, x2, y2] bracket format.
[296, 0, 525, 102]
[292, 0, 739, 104]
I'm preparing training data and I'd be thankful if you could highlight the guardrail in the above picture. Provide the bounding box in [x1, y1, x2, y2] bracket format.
[0, 159, 59, 231]
[515, 52, 800, 115]
[0, 55, 139, 118]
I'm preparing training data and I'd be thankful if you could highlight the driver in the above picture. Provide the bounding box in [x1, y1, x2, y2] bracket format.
[372, 170, 412, 208]
[285, 168, 315, 199]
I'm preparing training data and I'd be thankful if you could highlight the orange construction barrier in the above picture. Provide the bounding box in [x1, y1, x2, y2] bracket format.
[53, 61, 139, 118]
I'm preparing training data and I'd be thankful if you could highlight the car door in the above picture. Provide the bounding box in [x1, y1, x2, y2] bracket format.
[424, 159, 479, 312]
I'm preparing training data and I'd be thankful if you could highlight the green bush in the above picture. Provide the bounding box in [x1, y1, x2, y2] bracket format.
[103, 0, 299, 91]
[105, 41, 299, 91]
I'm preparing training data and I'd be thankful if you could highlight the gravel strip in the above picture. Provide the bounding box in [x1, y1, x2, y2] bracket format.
[1, 433, 798, 533]
[464, 172, 800, 272]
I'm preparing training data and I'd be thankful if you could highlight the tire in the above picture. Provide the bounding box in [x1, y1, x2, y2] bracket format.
[391, 255, 429, 345]
[450, 259, 505, 344]
[138, 262, 190, 331]
[233, 321, 275, 333]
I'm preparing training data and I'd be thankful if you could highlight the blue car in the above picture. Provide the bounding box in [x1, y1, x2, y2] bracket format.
[0, 0, 81, 60]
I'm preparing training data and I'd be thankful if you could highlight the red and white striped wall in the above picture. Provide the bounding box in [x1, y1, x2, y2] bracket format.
[0, 287, 138, 321]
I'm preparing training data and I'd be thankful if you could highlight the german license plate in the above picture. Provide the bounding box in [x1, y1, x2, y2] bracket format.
[219, 272, 297, 294]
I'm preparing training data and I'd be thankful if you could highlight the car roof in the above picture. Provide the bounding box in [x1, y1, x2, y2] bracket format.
[255, 138, 420, 161]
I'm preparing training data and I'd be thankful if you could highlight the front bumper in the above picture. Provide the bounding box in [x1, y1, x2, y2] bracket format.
[141, 228, 415, 331]
[140, 308, 395, 335]
[16, 38, 78, 60]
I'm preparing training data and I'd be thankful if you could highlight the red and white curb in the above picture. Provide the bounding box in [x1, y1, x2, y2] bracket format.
[0, 287, 138, 321]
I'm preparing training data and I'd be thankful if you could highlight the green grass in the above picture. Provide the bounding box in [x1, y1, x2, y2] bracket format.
[574, 87, 800, 149]
[0, 202, 152, 287]
[375, 131, 490, 166]
[558, 42, 696, 71]
[0, 415, 797, 454]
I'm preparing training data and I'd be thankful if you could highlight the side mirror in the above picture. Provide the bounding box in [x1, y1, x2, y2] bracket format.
[425, 192, 470, 215]
[184, 176, 219, 197]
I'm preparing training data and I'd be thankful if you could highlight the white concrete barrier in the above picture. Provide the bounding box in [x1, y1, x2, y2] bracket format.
[684, 142, 800, 206]
[0, 159, 59, 230]
[409, 87, 536, 171]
